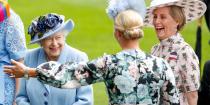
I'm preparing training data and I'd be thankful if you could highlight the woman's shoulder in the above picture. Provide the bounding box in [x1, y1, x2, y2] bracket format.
[64, 45, 88, 61]
[25, 48, 42, 58]
[65, 45, 87, 56]
[175, 41, 195, 54]
[8, 9, 23, 25]
[27, 48, 42, 54]
[24, 48, 42, 65]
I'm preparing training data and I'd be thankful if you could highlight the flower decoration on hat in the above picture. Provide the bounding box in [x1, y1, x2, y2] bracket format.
[28, 13, 63, 41]
[106, 0, 146, 20]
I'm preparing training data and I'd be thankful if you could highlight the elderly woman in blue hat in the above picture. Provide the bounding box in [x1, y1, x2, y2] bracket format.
[144, 0, 206, 105]
[15, 13, 93, 105]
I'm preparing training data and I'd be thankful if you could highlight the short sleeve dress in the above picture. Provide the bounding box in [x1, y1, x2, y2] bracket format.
[0, 10, 26, 105]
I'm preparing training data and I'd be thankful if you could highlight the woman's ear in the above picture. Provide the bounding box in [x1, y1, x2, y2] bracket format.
[115, 29, 122, 38]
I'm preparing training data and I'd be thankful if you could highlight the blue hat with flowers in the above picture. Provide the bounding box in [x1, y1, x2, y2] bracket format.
[28, 13, 74, 44]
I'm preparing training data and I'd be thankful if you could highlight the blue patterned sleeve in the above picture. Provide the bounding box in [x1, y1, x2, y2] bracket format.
[37, 55, 112, 88]
[5, 13, 27, 60]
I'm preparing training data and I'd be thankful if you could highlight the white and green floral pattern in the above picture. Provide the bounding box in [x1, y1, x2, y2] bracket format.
[151, 33, 200, 105]
[37, 49, 180, 105]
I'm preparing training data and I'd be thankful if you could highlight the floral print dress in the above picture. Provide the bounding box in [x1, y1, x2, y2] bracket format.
[151, 34, 200, 105]
[37, 49, 180, 105]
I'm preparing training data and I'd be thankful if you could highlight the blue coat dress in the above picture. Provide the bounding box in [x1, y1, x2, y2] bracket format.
[16, 44, 93, 105]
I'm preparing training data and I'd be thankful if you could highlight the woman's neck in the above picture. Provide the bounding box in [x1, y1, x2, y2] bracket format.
[121, 39, 140, 50]
[46, 56, 58, 61]
[159, 32, 178, 41]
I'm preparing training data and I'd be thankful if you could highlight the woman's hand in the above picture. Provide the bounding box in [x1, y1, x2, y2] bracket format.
[3, 59, 26, 78]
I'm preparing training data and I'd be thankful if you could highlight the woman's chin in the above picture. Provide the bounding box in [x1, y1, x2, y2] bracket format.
[48, 52, 60, 58]
[157, 34, 165, 40]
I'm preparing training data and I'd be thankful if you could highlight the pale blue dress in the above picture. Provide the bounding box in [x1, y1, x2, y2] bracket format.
[0, 9, 26, 105]
[16, 45, 93, 105]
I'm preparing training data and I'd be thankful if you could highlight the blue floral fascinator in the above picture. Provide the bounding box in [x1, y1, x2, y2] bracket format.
[28, 13, 74, 44]
[106, 0, 146, 20]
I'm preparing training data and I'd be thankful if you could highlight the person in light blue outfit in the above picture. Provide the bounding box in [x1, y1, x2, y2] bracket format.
[0, 1, 27, 105]
[15, 13, 93, 105]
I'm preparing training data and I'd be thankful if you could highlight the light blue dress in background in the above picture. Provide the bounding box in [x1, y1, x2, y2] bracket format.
[0, 9, 26, 105]
[16, 44, 93, 105]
